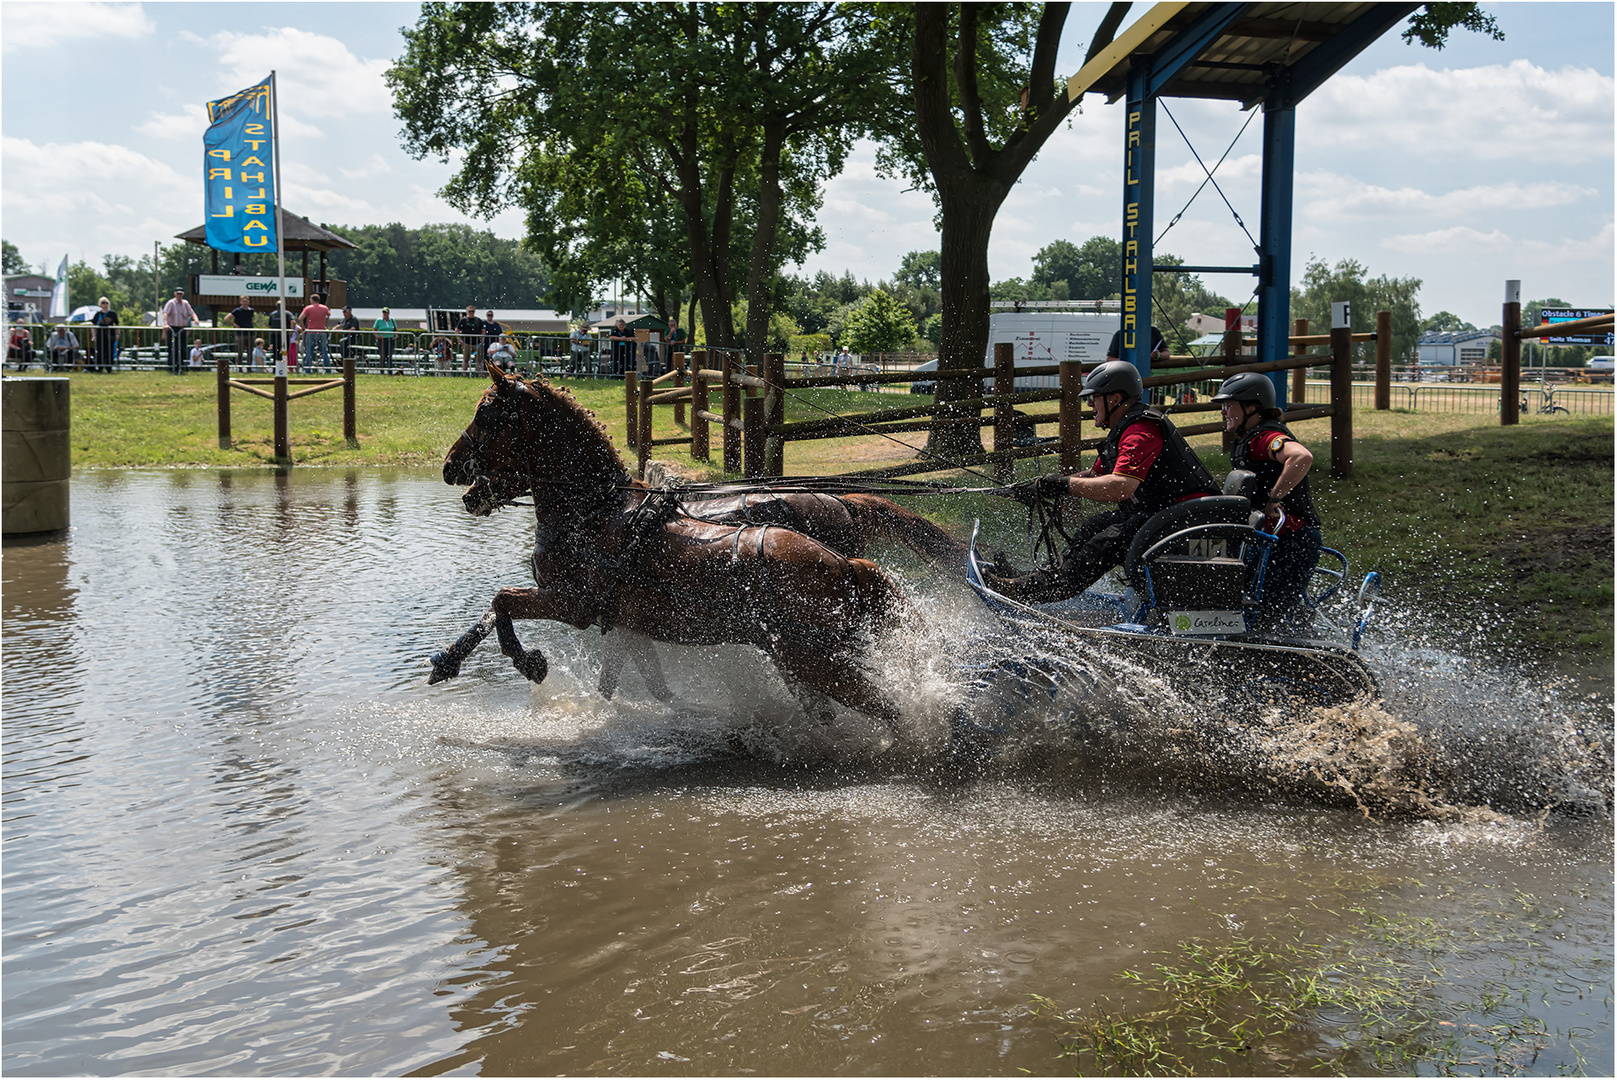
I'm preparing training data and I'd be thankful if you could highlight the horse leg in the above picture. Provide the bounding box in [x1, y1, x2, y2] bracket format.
[428, 609, 498, 684]
[771, 644, 900, 723]
[598, 631, 629, 699]
[486, 588, 554, 684]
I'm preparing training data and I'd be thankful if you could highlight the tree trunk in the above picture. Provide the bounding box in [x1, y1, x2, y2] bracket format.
[926, 175, 1008, 459]
[671, 124, 738, 351]
[743, 122, 787, 369]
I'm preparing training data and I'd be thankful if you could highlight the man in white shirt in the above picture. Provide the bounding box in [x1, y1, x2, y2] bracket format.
[161, 288, 197, 375]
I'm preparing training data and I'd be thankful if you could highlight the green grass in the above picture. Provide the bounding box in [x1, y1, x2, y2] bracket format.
[50, 372, 1615, 666]
[1030, 884, 1610, 1076]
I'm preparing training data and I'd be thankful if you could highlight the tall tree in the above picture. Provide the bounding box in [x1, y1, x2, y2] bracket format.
[387, 2, 885, 364]
[874, 3, 1131, 457]
[1290, 256, 1422, 365]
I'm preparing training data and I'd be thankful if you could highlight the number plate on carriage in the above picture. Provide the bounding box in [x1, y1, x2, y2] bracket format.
[1167, 610, 1245, 635]
[1185, 538, 1227, 558]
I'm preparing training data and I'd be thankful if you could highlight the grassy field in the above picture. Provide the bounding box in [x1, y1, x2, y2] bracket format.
[47, 370, 1616, 668]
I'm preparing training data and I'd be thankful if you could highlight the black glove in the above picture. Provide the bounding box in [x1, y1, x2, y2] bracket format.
[1010, 474, 1067, 504]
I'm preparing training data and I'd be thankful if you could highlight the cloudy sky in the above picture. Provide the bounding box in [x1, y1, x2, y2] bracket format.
[2, 2, 1610, 327]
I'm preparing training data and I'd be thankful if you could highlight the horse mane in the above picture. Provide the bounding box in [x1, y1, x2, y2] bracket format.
[496, 372, 631, 490]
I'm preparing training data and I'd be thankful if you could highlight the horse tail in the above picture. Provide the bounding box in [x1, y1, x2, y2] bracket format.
[839, 494, 969, 574]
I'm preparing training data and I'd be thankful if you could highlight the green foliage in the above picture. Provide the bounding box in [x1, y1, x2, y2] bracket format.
[843, 288, 917, 352]
[788, 332, 831, 356]
[3, 239, 31, 276]
[1402, 2, 1504, 49]
[323, 222, 552, 310]
[894, 250, 941, 291]
[67, 261, 131, 316]
[1031, 235, 1119, 301]
[1421, 310, 1476, 333]
[1291, 256, 1423, 363]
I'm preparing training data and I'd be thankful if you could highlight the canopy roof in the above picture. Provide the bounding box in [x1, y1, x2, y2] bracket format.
[1068, 2, 1417, 109]
[176, 211, 358, 252]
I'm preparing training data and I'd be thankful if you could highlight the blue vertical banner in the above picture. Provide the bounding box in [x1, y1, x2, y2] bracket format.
[203, 77, 277, 252]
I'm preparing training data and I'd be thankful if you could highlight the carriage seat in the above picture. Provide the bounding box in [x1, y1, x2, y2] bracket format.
[1122, 496, 1255, 612]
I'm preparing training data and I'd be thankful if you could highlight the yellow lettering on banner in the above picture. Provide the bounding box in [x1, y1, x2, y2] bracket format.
[239, 172, 265, 183]
[246, 204, 266, 215]
[209, 168, 231, 180]
[211, 205, 234, 218]
[208, 149, 232, 161]
[243, 219, 268, 231]
[245, 235, 269, 248]
[248, 188, 267, 199]
[240, 156, 267, 168]
[224, 187, 233, 200]
[245, 123, 265, 135]
[244, 141, 266, 151]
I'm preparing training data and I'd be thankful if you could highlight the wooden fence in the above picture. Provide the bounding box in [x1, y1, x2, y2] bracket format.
[625, 314, 1384, 482]
[216, 353, 356, 462]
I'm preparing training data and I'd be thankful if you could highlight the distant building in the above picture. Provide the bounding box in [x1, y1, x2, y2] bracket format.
[4, 273, 54, 324]
[1417, 329, 1499, 367]
[1184, 311, 1255, 337]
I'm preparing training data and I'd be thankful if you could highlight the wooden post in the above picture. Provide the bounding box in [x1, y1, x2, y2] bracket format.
[343, 351, 357, 444]
[216, 353, 231, 448]
[992, 342, 1015, 482]
[1329, 302, 1354, 478]
[1059, 358, 1084, 475]
[742, 394, 763, 479]
[624, 370, 638, 449]
[1373, 309, 1391, 411]
[1502, 279, 1521, 426]
[722, 354, 741, 473]
[1223, 307, 1243, 452]
[1291, 318, 1308, 405]
[673, 351, 687, 427]
[273, 372, 290, 463]
[764, 352, 785, 476]
[691, 367, 710, 461]
[637, 377, 652, 478]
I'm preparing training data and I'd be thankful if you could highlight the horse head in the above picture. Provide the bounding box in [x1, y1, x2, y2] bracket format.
[444, 362, 630, 516]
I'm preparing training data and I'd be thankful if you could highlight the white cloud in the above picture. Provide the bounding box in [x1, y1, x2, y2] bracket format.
[339, 153, 394, 181]
[1300, 173, 1598, 221]
[204, 28, 394, 118]
[1305, 60, 1614, 162]
[136, 103, 209, 141]
[1, 2, 153, 53]
[0, 136, 195, 259]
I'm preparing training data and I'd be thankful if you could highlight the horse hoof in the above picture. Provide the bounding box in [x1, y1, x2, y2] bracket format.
[428, 651, 461, 684]
[513, 650, 549, 684]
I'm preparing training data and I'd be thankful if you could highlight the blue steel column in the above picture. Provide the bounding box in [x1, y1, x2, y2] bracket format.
[1120, 61, 1155, 381]
[1256, 84, 1295, 408]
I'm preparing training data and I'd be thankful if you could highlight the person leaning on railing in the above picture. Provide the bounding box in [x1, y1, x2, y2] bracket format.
[91, 296, 120, 372]
[8, 324, 35, 369]
[374, 308, 397, 371]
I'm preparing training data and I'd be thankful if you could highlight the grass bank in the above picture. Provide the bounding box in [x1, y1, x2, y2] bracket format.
[51, 372, 1615, 667]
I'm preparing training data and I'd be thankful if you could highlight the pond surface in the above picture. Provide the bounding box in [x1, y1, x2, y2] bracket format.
[3, 469, 1610, 1076]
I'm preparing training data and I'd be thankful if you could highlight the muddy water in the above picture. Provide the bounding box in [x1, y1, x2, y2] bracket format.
[3, 470, 1610, 1076]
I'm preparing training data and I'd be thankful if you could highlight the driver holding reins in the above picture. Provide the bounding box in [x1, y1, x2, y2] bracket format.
[1212, 372, 1321, 630]
[988, 360, 1217, 603]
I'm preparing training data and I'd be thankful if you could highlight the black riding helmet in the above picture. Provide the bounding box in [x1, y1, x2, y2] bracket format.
[1079, 359, 1143, 401]
[1211, 370, 1276, 410]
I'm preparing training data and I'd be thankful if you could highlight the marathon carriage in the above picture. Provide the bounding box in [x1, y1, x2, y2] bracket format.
[950, 478, 1381, 765]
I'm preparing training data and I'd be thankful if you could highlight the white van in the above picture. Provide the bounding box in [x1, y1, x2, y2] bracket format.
[1586, 356, 1614, 374]
[909, 311, 1119, 394]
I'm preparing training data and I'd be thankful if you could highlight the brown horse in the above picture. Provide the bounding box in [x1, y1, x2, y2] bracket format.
[430, 366, 911, 721]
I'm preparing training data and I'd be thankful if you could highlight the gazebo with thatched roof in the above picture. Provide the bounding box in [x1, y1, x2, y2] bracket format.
[175, 211, 358, 313]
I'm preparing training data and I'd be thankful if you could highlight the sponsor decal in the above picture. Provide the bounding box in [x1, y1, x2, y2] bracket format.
[1168, 610, 1245, 635]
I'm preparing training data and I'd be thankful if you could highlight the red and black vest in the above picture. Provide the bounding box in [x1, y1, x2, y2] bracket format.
[1096, 404, 1218, 516]
[1232, 420, 1321, 527]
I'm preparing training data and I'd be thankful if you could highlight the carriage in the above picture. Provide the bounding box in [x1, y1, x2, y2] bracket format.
[949, 492, 1381, 765]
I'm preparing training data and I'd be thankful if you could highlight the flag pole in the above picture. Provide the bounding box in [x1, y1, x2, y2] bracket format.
[270, 70, 288, 374]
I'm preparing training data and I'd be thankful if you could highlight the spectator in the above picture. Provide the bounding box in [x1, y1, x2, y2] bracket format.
[488, 337, 516, 372]
[609, 318, 633, 377]
[252, 337, 268, 372]
[482, 310, 504, 363]
[434, 334, 454, 374]
[666, 317, 688, 364]
[266, 305, 286, 364]
[229, 295, 256, 370]
[91, 296, 120, 372]
[456, 305, 483, 373]
[338, 305, 361, 364]
[161, 287, 197, 375]
[188, 340, 206, 372]
[374, 307, 397, 370]
[8, 325, 35, 369]
[568, 321, 591, 375]
[838, 345, 851, 367]
[46, 325, 80, 370]
[297, 292, 331, 373]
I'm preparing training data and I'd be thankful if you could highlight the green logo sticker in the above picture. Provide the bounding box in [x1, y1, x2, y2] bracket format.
[1174, 614, 1192, 631]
